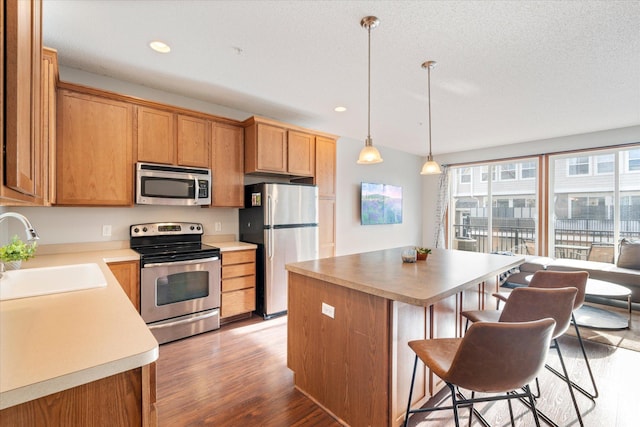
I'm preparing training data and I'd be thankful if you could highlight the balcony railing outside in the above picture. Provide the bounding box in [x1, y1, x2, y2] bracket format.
[452, 220, 640, 263]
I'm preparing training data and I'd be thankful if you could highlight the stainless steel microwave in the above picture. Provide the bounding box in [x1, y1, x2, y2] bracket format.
[136, 162, 212, 206]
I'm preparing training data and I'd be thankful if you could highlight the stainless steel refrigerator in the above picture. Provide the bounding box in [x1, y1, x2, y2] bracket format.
[239, 183, 319, 318]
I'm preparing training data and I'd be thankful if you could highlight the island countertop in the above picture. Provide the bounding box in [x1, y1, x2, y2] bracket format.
[286, 247, 524, 306]
[0, 249, 158, 410]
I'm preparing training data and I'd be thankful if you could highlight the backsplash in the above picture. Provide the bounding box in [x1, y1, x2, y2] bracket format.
[3, 206, 238, 245]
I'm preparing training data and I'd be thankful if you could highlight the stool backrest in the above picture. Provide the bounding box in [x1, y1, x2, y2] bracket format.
[448, 318, 556, 393]
[529, 270, 588, 310]
[499, 286, 577, 338]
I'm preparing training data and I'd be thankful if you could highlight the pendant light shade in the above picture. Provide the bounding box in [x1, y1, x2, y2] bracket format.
[357, 16, 383, 165]
[420, 60, 442, 175]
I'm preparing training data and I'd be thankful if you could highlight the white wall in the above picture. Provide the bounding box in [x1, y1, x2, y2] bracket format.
[336, 138, 423, 256]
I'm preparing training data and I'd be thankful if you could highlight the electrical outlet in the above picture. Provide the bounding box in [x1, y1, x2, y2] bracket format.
[321, 302, 335, 319]
[102, 225, 112, 237]
[214, 222, 222, 232]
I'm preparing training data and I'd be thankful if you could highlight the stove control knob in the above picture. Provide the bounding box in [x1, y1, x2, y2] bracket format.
[133, 227, 139, 234]
[142, 227, 148, 233]
[196, 225, 201, 231]
[190, 225, 195, 231]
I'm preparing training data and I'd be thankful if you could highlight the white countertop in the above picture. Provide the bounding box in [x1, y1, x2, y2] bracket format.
[0, 249, 156, 410]
[0, 241, 254, 409]
[204, 240, 257, 252]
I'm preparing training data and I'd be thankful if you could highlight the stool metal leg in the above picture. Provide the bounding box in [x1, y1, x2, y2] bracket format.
[551, 338, 584, 426]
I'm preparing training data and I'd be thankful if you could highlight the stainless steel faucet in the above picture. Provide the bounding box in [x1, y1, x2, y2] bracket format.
[0, 212, 40, 278]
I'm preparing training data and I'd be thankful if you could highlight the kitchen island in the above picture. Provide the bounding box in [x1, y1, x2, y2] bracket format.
[286, 247, 524, 427]
[0, 249, 158, 426]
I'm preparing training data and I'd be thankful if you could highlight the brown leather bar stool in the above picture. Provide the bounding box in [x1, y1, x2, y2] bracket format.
[403, 318, 556, 427]
[493, 270, 597, 400]
[461, 286, 583, 426]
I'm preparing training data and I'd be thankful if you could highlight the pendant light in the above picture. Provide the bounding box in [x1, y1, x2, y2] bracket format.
[357, 16, 383, 164]
[420, 60, 442, 175]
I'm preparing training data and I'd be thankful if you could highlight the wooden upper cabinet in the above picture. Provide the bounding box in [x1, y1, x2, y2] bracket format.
[315, 136, 336, 198]
[244, 117, 319, 177]
[177, 115, 209, 168]
[287, 131, 315, 177]
[245, 122, 288, 173]
[136, 106, 175, 165]
[56, 90, 134, 206]
[211, 122, 244, 207]
[2, 0, 43, 203]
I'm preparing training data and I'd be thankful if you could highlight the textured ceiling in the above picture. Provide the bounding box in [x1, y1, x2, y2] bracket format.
[42, 0, 640, 157]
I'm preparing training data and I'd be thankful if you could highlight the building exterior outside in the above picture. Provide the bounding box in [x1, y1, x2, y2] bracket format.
[449, 147, 640, 263]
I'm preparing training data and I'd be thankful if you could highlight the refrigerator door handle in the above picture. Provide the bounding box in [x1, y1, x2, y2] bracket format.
[267, 195, 274, 259]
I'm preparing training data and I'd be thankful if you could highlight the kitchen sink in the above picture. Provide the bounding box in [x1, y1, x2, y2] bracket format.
[0, 263, 107, 301]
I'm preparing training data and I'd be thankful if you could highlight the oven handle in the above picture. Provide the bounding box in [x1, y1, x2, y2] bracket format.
[143, 256, 219, 269]
[148, 309, 219, 330]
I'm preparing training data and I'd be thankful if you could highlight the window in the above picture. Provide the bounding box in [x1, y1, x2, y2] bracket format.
[480, 166, 497, 182]
[521, 161, 536, 179]
[449, 159, 538, 256]
[550, 147, 640, 263]
[568, 156, 590, 176]
[459, 168, 471, 183]
[499, 163, 516, 181]
[596, 154, 614, 174]
[628, 149, 640, 172]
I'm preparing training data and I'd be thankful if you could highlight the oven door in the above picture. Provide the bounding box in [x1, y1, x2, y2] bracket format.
[140, 256, 221, 324]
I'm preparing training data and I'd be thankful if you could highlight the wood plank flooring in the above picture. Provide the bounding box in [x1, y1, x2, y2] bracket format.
[156, 306, 640, 427]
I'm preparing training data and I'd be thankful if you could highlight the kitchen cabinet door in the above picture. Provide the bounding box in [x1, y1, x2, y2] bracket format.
[245, 121, 287, 174]
[136, 106, 176, 165]
[2, 0, 43, 203]
[108, 260, 140, 311]
[211, 122, 244, 207]
[177, 114, 209, 168]
[287, 131, 315, 177]
[41, 47, 58, 206]
[315, 136, 336, 198]
[56, 89, 134, 206]
[318, 198, 336, 259]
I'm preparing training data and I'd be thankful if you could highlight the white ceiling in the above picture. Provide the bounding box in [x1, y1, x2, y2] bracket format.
[42, 0, 640, 157]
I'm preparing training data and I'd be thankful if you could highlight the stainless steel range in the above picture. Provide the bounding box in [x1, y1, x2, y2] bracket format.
[130, 222, 221, 344]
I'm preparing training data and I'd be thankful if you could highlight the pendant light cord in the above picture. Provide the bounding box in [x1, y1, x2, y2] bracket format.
[428, 64, 432, 157]
[367, 25, 372, 143]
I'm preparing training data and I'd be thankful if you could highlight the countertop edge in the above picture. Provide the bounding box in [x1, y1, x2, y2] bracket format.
[0, 346, 158, 410]
[287, 250, 524, 306]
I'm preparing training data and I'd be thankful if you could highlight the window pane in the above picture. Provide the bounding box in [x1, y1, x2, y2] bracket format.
[459, 167, 471, 183]
[596, 154, 614, 174]
[450, 160, 537, 256]
[550, 149, 640, 263]
[521, 161, 536, 179]
[621, 149, 640, 243]
[500, 163, 516, 180]
[629, 148, 640, 171]
[568, 156, 590, 176]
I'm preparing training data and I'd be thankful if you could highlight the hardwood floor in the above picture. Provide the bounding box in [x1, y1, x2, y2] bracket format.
[156, 309, 640, 427]
[156, 315, 341, 426]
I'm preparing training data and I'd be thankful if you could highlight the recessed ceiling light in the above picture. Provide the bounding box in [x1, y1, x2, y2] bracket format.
[334, 106, 347, 112]
[149, 41, 171, 53]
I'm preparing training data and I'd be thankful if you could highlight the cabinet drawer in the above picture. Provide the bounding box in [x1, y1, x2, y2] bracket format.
[222, 275, 255, 292]
[222, 263, 256, 279]
[221, 288, 256, 318]
[222, 250, 255, 265]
